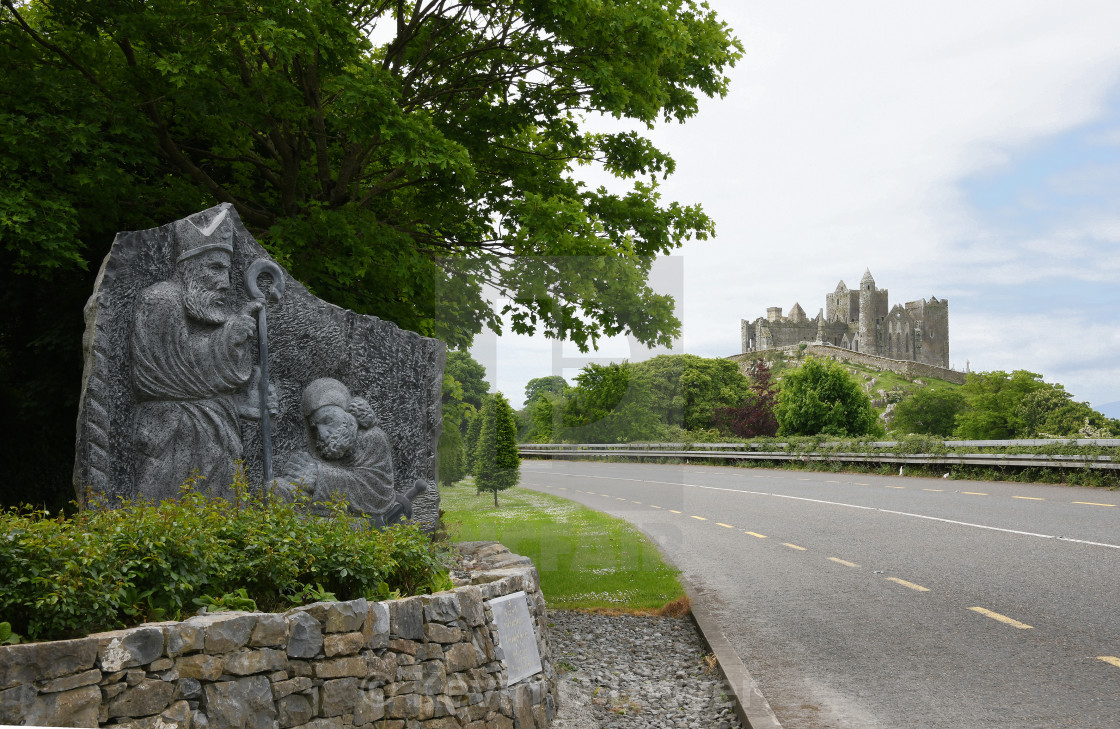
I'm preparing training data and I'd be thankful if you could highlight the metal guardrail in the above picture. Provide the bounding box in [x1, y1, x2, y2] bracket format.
[518, 440, 1120, 470]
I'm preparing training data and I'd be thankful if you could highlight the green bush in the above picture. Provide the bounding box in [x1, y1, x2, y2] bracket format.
[776, 357, 882, 437]
[0, 474, 449, 641]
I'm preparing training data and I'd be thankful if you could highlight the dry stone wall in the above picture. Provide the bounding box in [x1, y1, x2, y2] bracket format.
[0, 543, 556, 729]
[728, 344, 966, 384]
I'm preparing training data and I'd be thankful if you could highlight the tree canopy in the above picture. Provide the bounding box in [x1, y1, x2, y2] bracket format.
[474, 391, 519, 506]
[775, 358, 881, 437]
[889, 387, 965, 437]
[0, 0, 739, 508]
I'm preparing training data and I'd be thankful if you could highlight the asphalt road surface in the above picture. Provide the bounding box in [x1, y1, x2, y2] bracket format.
[520, 459, 1120, 729]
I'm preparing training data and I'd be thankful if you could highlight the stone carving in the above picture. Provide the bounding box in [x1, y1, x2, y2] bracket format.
[741, 268, 950, 368]
[282, 377, 429, 526]
[75, 204, 444, 530]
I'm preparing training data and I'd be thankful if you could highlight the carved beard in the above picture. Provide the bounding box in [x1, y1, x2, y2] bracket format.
[318, 416, 359, 460]
[183, 278, 230, 325]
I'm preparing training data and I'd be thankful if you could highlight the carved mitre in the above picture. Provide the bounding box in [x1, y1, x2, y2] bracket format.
[301, 377, 351, 419]
[174, 204, 235, 263]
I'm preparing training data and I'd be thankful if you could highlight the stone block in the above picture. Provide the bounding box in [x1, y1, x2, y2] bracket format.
[279, 693, 314, 729]
[383, 681, 418, 698]
[175, 654, 224, 682]
[422, 623, 461, 644]
[17, 684, 102, 727]
[510, 683, 534, 729]
[471, 628, 495, 661]
[177, 677, 202, 700]
[165, 623, 205, 657]
[0, 637, 99, 689]
[250, 614, 288, 647]
[125, 669, 146, 686]
[271, 676, 312, 700]
[422, 594, 461, 624]
[107, 699, 192, 729]
[445, 676, 468, 697]
[416, 644, 443, 661]
[148, 657, 174, 672]
[313, 656, 367, 679]
[387, 639, 418, 656]
[195, 614, 257, 654]
[288, 660, 313, 678]
[318, 678, 358, 717]
[388, 597, 424, 641]
[352, 688, 385, 725]
[323, 632, 364, 658]
[223, 648, 289, 676]
[0, 683, 36, 725]
[108, 678, 176, 718]
[287, 612, 324, 659]
[416, 694, 435, 720]
[38, 667, 102, 694]
[444, 643, 479, 673]
[324, 599, 367, 634]
[397, 664, 423, 682]
[420, 718, 461, 729]
[386, 693, 421, 719]
[417, 663, 447, 696]
[202, 675, 276, 729]
[457, 589, 485, 628]
[364, 654, 395, 684]
[432, 695, 456, 718]
[365, 603, 390, 648]
[290, 720, 344, 729]
[102, 682, 127, 700]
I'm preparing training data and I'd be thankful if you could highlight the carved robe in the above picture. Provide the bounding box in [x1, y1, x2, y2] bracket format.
[131, 281, 254, 499]
[306, 427, 397, 518]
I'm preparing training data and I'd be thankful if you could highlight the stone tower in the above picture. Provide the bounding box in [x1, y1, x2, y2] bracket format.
[857, 268, 875, 353]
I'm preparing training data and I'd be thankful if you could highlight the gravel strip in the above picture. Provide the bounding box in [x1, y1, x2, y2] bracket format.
[548, 610, 744, 729]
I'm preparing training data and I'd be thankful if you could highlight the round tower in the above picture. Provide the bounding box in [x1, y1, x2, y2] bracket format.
[858, 268, 875, 353]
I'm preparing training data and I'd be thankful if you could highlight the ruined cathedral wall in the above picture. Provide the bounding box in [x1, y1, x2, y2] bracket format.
[728, 345, 965, 384]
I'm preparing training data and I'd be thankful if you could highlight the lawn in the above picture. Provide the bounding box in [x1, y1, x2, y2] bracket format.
[439, 481, 685, 612]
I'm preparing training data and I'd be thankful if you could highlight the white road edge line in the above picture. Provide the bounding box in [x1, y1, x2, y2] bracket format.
[526, 472, 1120, 551]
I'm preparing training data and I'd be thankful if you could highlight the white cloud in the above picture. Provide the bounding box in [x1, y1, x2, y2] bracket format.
[485, 0, 1120, 409]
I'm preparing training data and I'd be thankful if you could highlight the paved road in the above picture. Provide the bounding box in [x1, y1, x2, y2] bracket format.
[520, 460, 1120, 729]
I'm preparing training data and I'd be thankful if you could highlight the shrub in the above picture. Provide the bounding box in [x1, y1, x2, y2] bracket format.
[0, 473, 449, 641]
[776, 357, 882, 437]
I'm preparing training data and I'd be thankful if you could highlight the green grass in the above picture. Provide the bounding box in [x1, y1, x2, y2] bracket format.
[440, 481, 684, 611]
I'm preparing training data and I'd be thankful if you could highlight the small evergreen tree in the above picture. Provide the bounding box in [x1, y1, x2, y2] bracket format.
[437, 424, 467, 488]
[465, 407, 484, 484]
[475, 392, 520, 507]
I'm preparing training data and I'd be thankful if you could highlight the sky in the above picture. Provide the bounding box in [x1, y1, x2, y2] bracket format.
[470, 0, 1120, 413]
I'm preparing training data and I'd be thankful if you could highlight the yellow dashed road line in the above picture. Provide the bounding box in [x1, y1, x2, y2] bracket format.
[886, 486, 905, 489]
[854, 482, 871, 486]
[1098, 656, 1120, 669]
[886, 577, 930, 592]
[782, 543, 807, 551]
[669, 510, 682, 514]
[745, 532, 767, 539]
[828, 558, 859, 568]
[962, 491, 988, 495]
[923, 488, 944, 492]
[1012, 496, 1043, 500]
[691, 515, 708, 521]
[649, 505, 662, 509]
[969, 607, 1033, 630]
[631, 500, 642, 504]
[716, 522, 734, 529]
[1073, 501, 1116, 507]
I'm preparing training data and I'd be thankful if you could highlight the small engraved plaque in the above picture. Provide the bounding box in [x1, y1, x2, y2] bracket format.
[488, 591, 543, 685]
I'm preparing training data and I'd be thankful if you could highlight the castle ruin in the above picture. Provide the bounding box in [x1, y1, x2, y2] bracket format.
[741, 269, 950, 368]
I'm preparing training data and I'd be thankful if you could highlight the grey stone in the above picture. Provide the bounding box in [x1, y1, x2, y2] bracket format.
[175, 654, 224, 682]
[278, 694, 314, 728]
[197, 613, 257, 653]
[0, 683, 36, 724]
[148, 657, 174, 672]
[318, 678, 358, 717]
[313, 656, 366, 679]
[487, 592, 542, 686]
[223, 648, 288, 676]
[74, 203, 444, 533]
[458, 588, 485, 627]
[102, 682, 127, 700]
[202, 675, 276, 729]
[125, 669, 145, 686]
[177, 678, 203, 700]
[38, 668, 102, 694]
[364, 654, 395, 684]
[108, 678, 176, 718]
[445, 643, 480, 673]
[423, 593, 461, 623]
[388, 597, 424, 640]
[271, 676, 312, 700]
[423, 623, 461, 644]
[107, 699, 193, 729]
[286, 611, 323, 659]
[22, 684, 101, 727]
[289, 719, 342, 729]
[352, 688, 385, 725]
[0, 637, 99, 689]
[365, 602, 389, 649]
[250, 614, 288, 647]
[165, 623, 205, 657]
[324, 599, 367, 634]
[322, 632, 364, 658]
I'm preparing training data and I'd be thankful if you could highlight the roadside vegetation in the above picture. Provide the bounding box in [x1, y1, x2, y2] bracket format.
[0, 473, 451, 642]
[440, 481, 685, 613]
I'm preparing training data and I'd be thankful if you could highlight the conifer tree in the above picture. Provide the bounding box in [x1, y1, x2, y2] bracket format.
[465, 408, 484, 488]
[475, 393, 520, 507]
[437, 424, 467, 488]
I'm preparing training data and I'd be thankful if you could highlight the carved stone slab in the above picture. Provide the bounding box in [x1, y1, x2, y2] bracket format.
[74, 204, 444, 530]
[487, 591, 543, 685]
